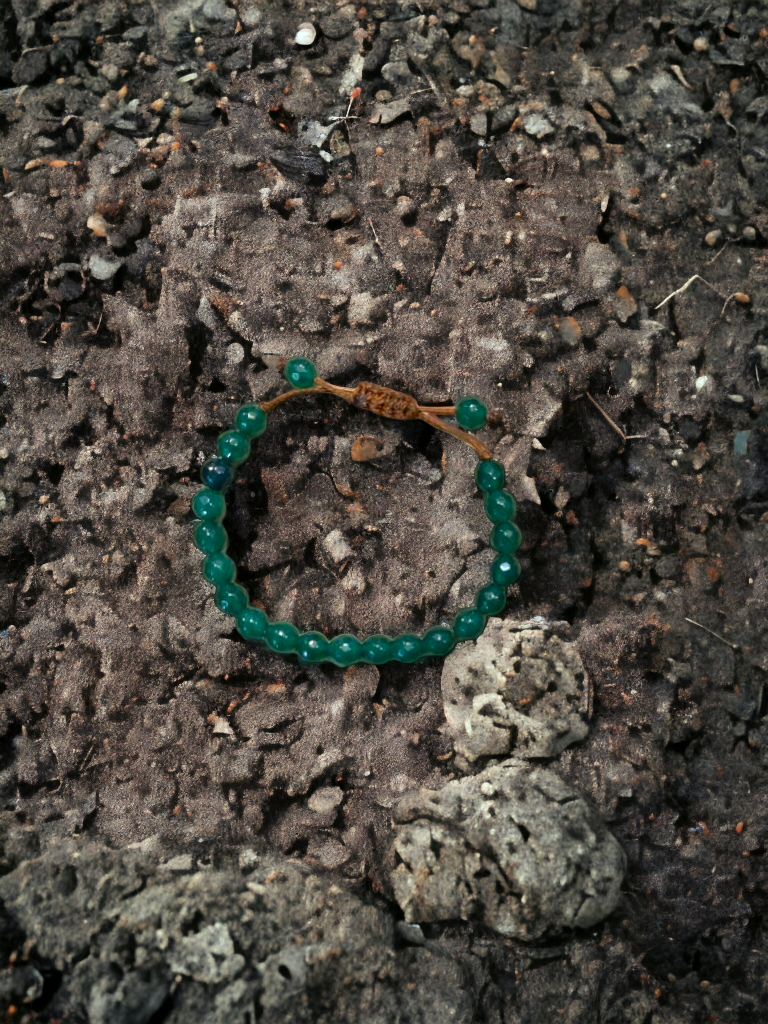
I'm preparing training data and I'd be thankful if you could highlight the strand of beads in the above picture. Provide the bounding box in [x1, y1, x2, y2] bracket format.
[192, 359, 522, 665]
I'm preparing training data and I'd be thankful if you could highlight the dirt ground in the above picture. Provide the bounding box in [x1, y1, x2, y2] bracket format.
[1, 0, 768, 1021]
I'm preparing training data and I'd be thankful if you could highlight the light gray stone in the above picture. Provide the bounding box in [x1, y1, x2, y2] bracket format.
[388, 760, 625, 940]
[441, 622, 589, 762]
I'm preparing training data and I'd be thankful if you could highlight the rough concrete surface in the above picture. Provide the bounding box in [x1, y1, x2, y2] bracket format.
[1, 0, 768, 1021]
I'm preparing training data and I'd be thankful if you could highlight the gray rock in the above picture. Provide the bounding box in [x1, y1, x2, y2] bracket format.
[442, 622, 589, 761]
[388, 760, 625, 940]
[88, 253, 124, 280]
[521, 112, 554, 139]
[12, 48, 49, 85]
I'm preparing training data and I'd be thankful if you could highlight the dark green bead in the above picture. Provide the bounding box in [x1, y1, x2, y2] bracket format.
[475, 582, 507, 616]
[328, 634, 363, 667]
[202, 552, 236, 586]
[484, 489, 517, 524]
[192, 488, 226, 521]
[284, 357, 317, 390]
[491, 554, 521, 587]
[201, 458, 233, 491]
[193, 521, 228, 555]
[453, 608, 487, 641]
[455, 396, 488, 432]
[297, 631, 329, 663]
[490, 521, 522, 556]
[235, 404, 268, 439]
[216, 582, 248, 616]
[391, 634, 422, 663]
[238, 605, 268, 642]
[217, 430, 251, 465]
[421, 626, 454, 657]
[475, 459, 506, 493]
[362, 635, 392, 665]
[266, 621, 300, 654]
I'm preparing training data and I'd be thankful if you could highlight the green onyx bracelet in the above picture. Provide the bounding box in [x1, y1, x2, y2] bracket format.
[192, 359, 522, 667]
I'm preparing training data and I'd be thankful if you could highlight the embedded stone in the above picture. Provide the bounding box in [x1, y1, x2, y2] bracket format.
[388, 759, 625, 940]
[441, 621, 589, 762]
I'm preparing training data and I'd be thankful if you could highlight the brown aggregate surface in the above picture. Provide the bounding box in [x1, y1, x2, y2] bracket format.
[1, 0, 768, 1020]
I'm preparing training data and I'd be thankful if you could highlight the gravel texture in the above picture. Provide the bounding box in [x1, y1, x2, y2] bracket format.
[1, 0, 768, 1021]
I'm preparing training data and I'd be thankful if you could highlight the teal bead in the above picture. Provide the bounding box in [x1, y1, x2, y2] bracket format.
[217, 430, 251, 465]
[475, 459, 506, 493]
[391, 634, 422, 663]
[484, 489, 517, 524]
[235, 404, 268, 439]
[455, 396, 488, 432]
[193, 521, 228, 555]
[453, 608, 487, 641]
[475, 582, 507, 616]
[490, 521, 522, 556]
[362, 635, 392, 665]
[202, 553, 236, 586]
[284, 357, 317, 390]
[201, 457, 233, 491]
[191, 488, 226, 521]
[297, 631, 329, 663]
[422, 626, 454, 657]
[266, 621, 300, 654]
[237, 605, 268, 642]
[328, 634, 363, 667]
[216, 582, 248, 616]
[491, 554, 521, 587]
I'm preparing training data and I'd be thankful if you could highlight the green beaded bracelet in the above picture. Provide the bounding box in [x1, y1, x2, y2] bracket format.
[193, 360, 522, 666]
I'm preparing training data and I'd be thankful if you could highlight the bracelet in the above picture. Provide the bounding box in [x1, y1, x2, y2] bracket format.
[192, 359, 522, 666]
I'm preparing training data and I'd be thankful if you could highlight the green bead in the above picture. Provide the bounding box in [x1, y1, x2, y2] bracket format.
[328, 634, 363, 667]
[217, 430, 251, 465]
[283, 357, 317, 390]
[475, 583, 507, 616]
[455, 396, 488, 432]
[362, 635, 392, 665]
[266, 621, 300, 654]
[491, 554, 521, 587]
[235, 404, 268, 439]
[238, 605, 268, 642]
[453, 608, 487, 641]
[297, 631, 329, 663]
[391, 634, 422, 663]
[193, 521, 228, 555]
[490, 521, 522, 556]
[192, 488, 226, 521]
[202, 552, 236, 586]
[484, 489, 517, 524]
[421, 626, 454, 657]
[475, 459, 505, 493]
[216, 582, 248, 616]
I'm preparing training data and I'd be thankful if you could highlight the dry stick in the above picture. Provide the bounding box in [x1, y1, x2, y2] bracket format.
[705, 241, 729, 266]
[368, 217, 384, 256]
[654, 274, 725, 310]
[585, 393, 645, 442]
[684, 617, 739, 651]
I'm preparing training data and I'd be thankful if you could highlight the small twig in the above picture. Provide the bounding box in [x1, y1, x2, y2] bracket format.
[684, 617, 739, 650]
[584, 393, 645, 442]
[721, 293, 734, 317]
[654, 274, 724, 310]
[368, 217, 385, 256]
[705, 241, 729, 266]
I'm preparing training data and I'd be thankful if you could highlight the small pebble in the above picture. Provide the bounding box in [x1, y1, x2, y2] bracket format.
[704, 229, 721, 246]
[742, 226, 756, 242]
[693, 36, 708, 51]
[295, 22, 316, 46]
